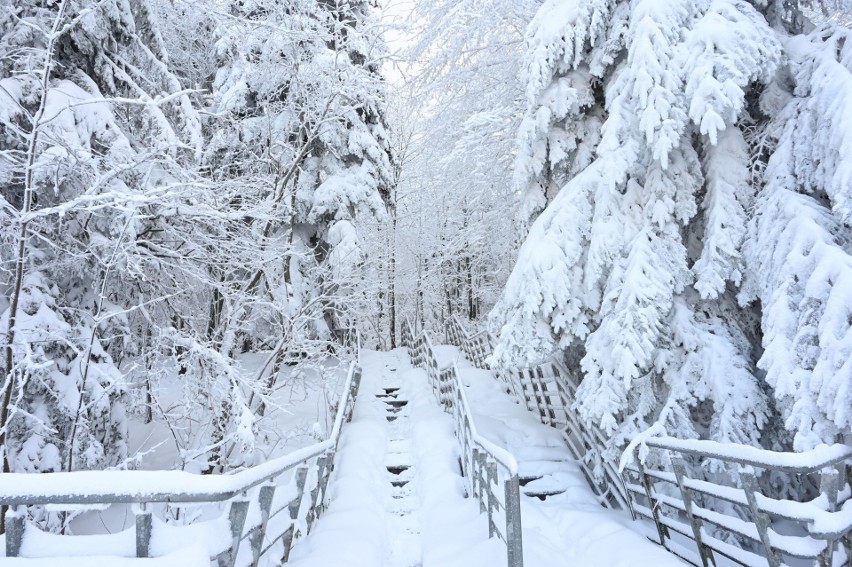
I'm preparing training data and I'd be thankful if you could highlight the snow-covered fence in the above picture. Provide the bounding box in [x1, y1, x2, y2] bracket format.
[445, 315, 493, 369]
[445, 317, 852, 567]
[622, 438, 852, 567]
[443, 316, 629, 510]
[0, 360, 363, 565]
[403, 318, 524, 567]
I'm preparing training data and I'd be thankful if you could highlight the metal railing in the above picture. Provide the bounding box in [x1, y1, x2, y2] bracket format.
[445, 316, 852, 567]
[402, 318, 524, 567]
[443, 315, 629, 510]
[0, 360, 363, 565]
[622, 438, 852, 567]
[445, 315, 493, 370]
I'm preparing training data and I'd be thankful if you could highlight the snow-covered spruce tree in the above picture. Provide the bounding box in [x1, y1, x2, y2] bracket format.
[0, 0, 202, 489]
[211, 0, 392, 342]
[491, 0, 852, 456]
[0, 0, 206, 532]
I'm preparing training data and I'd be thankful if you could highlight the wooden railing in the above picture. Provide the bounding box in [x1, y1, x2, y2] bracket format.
[0, 360, 363, 565]
[402, 318, 523, 567]
[445, 316, 852, 567]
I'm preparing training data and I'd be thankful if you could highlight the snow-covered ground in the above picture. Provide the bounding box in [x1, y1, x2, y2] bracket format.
[287, 346, 684, 567]
[70, 354, 350, 537]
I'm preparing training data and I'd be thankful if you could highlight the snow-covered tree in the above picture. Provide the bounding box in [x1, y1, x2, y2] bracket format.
[386, 0, 536, 333]
[0, 0, 203, 480]
[491, 0, 852, 453]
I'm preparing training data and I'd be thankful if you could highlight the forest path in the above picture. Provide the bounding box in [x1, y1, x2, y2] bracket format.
[287, 348, 496, 567]
[288, 346, 684, 567]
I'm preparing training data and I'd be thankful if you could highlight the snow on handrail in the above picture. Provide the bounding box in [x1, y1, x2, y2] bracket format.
[644, 436, 852, 474]
[0, 443, 332, 506]
[403, 317, 523, 567]
[0, 361, 360, 506]
[452, 362, 518, 476]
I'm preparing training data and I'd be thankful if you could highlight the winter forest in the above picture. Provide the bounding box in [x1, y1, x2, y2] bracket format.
[1, 0, 852, 564]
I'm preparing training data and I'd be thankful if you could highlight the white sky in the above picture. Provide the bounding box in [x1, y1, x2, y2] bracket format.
[379, 0, 418, 86]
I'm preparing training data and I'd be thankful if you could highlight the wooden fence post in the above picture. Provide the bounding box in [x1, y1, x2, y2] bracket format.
[740, 471, 780, 567]
[250, 484, 276, 567]
[6, 506, 24, 557]
[224, 498, 250, 567]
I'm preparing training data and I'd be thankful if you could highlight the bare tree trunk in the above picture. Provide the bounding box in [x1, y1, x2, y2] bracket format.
[389, 215, 397, 349]
[466, 253, 476, 320]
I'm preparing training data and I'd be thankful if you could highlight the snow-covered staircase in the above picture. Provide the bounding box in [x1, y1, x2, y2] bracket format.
[515, 445, 577, 500]
[443, 315, 852, 567]
[379, 377, 422, 566]
[1, 325, 850, 567]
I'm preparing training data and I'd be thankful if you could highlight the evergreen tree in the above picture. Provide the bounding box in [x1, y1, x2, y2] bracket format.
[491, 0, 852, 453]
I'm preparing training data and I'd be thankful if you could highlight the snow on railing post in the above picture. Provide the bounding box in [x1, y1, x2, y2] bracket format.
[635, 460, 667, 547]
[505, 474, 524, 567]
[5, 506, 24, 557]
[671, 457, 712, 567]
[134, 503, 153, 558]
[223, 497, 250, 567]
[740, 470, 781, 567]
[486, 458, 498, 538]
[250, 483, 276, 567]
[817, 466, 840, 567]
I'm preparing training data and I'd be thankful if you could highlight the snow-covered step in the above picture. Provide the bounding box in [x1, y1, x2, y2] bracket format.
[520, 475, 571, 499]
[518, 459, 580, 480]
[513, 445, 573, 462]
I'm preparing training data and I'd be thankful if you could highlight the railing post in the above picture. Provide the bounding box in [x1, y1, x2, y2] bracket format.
[223, 497, 250, 567]
[250, 483, 276, 567]
[504, 475, 524, 567]
[518, 370, 534, 414]
[306, 455, 328, 534]
[671, 457, 712, 567]
[5, 506, 24, 557]
[817, 467, 839, 567]
[282, 465, 309, 563]
[740, 471, 780, 567]
[636, 460, 668, 546]
[476, 450, 487, 512]
[134, 502, 153, 558]
[315, 451, 334, 518]
[486, 459, 498, 538]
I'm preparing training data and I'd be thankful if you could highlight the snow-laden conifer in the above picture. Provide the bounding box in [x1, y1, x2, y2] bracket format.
[490, 0, 852, 455]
